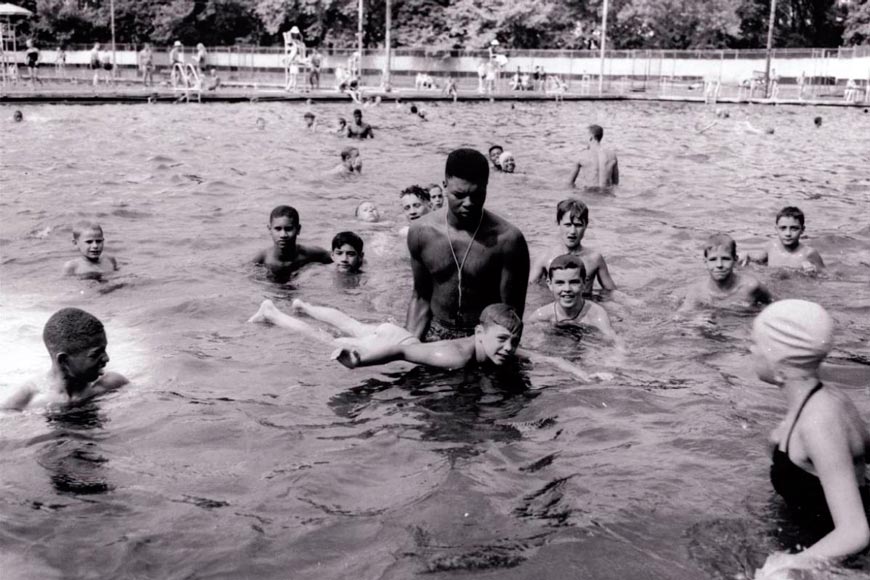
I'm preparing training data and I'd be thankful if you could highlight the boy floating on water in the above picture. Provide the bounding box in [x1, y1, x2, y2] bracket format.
[678, 233, 772, 314]
[0, 308, 128, 411]
[355, 201, 381, 223]
[528, 254, 620, 344]
[740, 206, 825, 272]
[63, 221, 119, 279]
[750, 300, 870, 578]
[253, 205, 332, 282]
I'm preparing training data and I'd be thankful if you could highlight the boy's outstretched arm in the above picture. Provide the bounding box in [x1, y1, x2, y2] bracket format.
[0, 382, 36, 411]
[333, 340, 468, 370]
[517, 348, 589, 381]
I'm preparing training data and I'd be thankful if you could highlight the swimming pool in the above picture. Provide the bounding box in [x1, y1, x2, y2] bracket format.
[1, 101, 869, 580]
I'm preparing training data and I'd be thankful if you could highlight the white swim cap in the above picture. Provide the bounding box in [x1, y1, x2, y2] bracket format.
[498, 151, 514, 164]
[173, 41, 182, 47]
[752, 300, 834, 371]
[491, 40, 499, 46]
[290, 26, 300, 34]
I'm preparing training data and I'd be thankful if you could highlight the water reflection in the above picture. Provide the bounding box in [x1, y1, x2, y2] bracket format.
[39, 403, 112, 496]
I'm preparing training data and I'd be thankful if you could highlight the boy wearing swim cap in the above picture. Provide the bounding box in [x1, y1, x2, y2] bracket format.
[529, 254, 619, 343]
[332, 303, 590, 380]
[253, 205, 332, 283]
[741, 206, 825, 272]
[1, 308, 128, 411]
[63, 221, 119, 279]
[751, 300, 870, 577]
[678, 233, 772, 313]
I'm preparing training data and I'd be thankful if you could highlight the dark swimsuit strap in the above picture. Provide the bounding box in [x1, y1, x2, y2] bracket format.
[783, 382, 824, 454]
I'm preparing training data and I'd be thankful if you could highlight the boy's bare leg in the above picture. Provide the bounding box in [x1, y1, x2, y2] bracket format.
[291, 299, 373, 337]
[248, 299, 333, 344]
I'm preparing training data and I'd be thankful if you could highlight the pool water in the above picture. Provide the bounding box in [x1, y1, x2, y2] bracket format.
[1, 101, 869, 580]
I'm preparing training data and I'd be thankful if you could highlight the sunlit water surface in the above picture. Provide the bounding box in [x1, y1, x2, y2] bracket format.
[1, 101, 869, 580]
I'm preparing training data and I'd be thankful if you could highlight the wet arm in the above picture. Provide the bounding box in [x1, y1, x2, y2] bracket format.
[517, 348, 589, 381]
[252, 249, 267, 264]
[601, 158, 617, 188]
[799, 420, 870, 560]
[807, 248, 825, 269]
[0, 383, 35, 411]
[501, 232, 530, 317]
[406, 227, 433, 340]
[568, 161, 582, 187]
[528, 252, 548, 285]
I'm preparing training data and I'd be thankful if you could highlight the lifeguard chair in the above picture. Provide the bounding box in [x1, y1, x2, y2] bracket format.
[0, 3, 33, 86]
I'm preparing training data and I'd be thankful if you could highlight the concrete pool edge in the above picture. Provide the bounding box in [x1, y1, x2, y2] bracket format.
[2, 88, 868, 108]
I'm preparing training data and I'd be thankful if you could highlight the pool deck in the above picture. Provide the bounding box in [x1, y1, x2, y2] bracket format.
[2, 81, 867, 108]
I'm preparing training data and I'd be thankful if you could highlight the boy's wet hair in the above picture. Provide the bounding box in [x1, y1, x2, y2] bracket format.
[479, 303, 523, 336]
[72, 221, 103, 241]
[400, 185, 430, 202]
[303, 111, 315, 119]
[488, 145, 503, 156]
[588, 124, 604, 142]
[331, 231, 363, 254]
[269, 205, 299, 224]
[43, 307, 105, 357]
[776, 206, 805, 227]
[341, 146, 359, 161]
[703, 233, 737, 258]
[446, 148, 489, 185]
[556, 198, 589, 224]
[353, 108, 362, 116]
[547, 254, 587, 281]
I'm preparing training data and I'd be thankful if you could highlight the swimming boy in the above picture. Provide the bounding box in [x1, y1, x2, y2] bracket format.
[678, 233, 772, 313]
[355, 201, 380, 223]
[528, 199, 622, 299]
[740, 206, 825, 271]
[400, 185, 432, 223]
[569, 124, 619, 189]
[347, 109, 374, 139]
[0, 308, 128, 411]
[63, 222, 119, 279]
[488, 145, 504, 171]
[252, 205, 332, 281]
[331, 231, 364, 274]
[330, 146, 362, 176]
[498, 151, 516, 173]
[529, 254, 619, 342]
[303, 111, 316, 131]
[427, 183, 445, 209]
[333, 303, 589, 380]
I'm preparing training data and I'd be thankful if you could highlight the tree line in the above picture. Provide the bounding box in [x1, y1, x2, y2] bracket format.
[15, 0, 870, 50]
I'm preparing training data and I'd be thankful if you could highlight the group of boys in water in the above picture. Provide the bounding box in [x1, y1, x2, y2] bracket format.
[3, 116, 867, 580]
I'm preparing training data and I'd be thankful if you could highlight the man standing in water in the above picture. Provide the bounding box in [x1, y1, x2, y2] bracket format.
[406, 148, 529, 341]
[569, 124, 619, 189]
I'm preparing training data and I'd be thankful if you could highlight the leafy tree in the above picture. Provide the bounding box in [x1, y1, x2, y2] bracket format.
[843, 0, 870, 45]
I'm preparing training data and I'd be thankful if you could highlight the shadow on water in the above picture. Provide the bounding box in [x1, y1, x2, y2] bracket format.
[329, 364, 539, 462]
[38, 403, 113, 496]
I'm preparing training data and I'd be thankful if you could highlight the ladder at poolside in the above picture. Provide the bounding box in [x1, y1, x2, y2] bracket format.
[171, 63, 202, 102]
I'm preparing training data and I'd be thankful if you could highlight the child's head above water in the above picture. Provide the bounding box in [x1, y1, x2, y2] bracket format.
[355, 201, 380, 223]
[547, 254, 587, 310]
[476, 303, 524, 365]
[427, 183, 444, 209]
[752, 299, 833, 382]
[775, 206, 806, 249]
[304, 111, 315, 126]
[43, 307, 109, 382]
[547, 253, 587, 282]
[331, 231, 364, 273]
[268, 205, 300, 248]
[556, 198, 589, 249]
[703, 233, 737, 259]
[498, 151, 516, 173]
[588, 124, 604, 143]
[703, 233, 737, 282]
[72, 221, 105, 261]
[488, 145, 504, 168]
[400, 185, 431, 221]
[341, 146, 362, 172]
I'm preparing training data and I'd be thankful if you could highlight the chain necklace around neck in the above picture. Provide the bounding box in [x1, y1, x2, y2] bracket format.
[445, 210, 485, 313]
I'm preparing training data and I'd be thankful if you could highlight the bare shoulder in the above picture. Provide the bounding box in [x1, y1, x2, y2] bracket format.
[300, 244, 332, 262]
[587, 301, 610, 319]
[529, 303, 554, 322]
[0, 380, 38, 411]
[252, 248, 268, 264]
[488, 211, 525, 244]
[96, 371, 129, 391]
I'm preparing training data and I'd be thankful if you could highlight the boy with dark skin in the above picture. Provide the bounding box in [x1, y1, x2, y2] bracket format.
[406, 148, 529, 341]
[347, 109, 374, 139]
[253, 205, 332, 282]
[1, 308, 128, 411]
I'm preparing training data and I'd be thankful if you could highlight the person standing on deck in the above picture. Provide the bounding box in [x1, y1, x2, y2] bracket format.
[569, 124, 619, 189]
[406, 148, 530, 342]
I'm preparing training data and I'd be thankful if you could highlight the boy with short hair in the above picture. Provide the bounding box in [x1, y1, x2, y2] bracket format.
[332, 303, 592, 380]
[355, 201, 380, 223]
[529, 254, 619, 342]
[679, 233, 772, 313]
[253, 205, 332, 281]
[529, 199, 622, 299]
[741, 206, 825, 271]
[303, 111, 316, 131]
[488, 145, 504, 171]
[331, 231, 364, 273]
[400, 185, 432, 222]
[63, 221, 119, 279]
[0, 308, 128, 411]
[329, 147, 362, 176]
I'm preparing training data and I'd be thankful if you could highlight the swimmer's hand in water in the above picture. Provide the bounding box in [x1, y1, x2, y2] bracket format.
[332, 347, 361, 369]
[753, 551, 830, 579]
